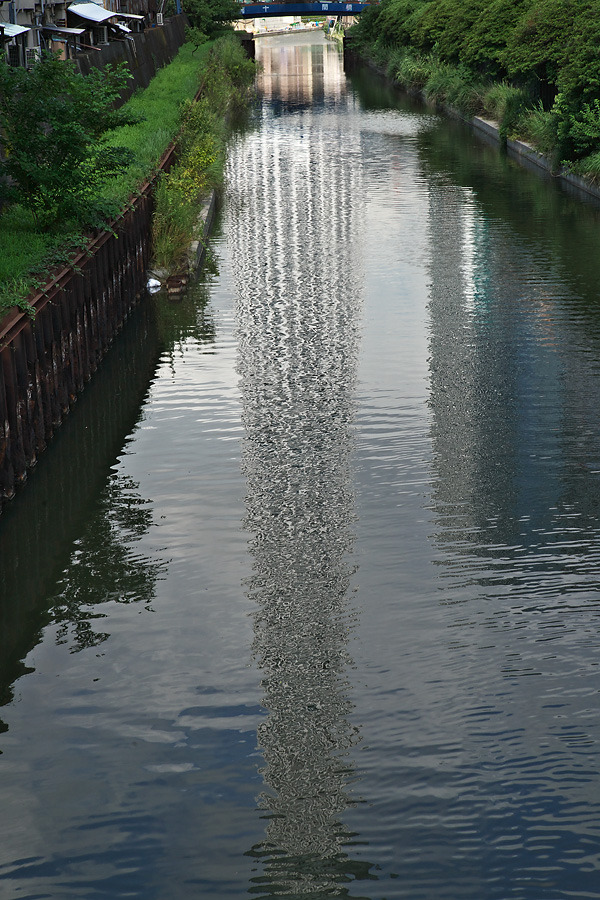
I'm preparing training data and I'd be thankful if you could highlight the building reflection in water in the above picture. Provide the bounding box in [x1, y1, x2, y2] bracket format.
[227, 37, 377, 898]
[256, 33, 346, 108]
[426, 183, 524, 547]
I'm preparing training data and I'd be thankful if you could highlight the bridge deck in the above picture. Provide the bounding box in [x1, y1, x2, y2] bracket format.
[239, 2, 370, 16]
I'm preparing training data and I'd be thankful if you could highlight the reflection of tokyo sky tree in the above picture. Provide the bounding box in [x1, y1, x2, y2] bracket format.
[227, 101, 375, 895]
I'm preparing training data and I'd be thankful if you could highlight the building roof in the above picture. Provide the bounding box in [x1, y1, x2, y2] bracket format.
[43, 23, 86, 35]
[0, 23, 31, 38]
[67, 3, 116, 23]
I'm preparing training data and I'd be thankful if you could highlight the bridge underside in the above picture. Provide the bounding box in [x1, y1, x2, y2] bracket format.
[238, 2, 369, 16]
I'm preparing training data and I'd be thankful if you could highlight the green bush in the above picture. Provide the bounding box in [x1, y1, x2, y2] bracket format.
[0, 41, 215, 317]
[424, 62, 485, 115]
[461, 0, 531, 78]
[349, 0, 600, 167]
[395, 50, 434, 90]
[500, 0, 570, 88]
[376, 0, 431, 49]
[571, 151, 600, 183]
[484, 81, 531, 138]
[0, 53, 137, 231]
[521, 102, 557, 157]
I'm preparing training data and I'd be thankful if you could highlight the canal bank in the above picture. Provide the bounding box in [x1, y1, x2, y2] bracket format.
[0, 118, 177, 508]
[0, 37, 254, 511]
[343, 37, 600, 207]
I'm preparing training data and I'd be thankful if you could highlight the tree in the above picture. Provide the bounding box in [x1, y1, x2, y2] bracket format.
[0, 53, 138, 230]
[183, 0, 242, 44]
[501, 0, 572, 90]
[460, 0, 531, 78]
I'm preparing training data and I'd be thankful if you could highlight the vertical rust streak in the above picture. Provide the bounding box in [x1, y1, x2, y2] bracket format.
[24, 320, 47, 457]
[75, 271, 91, 386]
[45, 302, 61, 431]
[13, 329, 35, 468]
[1, 345, 26, 487]
[0, 354, 14, 501]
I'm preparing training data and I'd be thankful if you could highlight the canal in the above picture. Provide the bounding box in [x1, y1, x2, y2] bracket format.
[2, 31, 600, 899]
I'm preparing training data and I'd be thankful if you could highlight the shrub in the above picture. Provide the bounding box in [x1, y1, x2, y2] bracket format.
[0, 53, 137, 231]
[484, 81, 531, 138]
[571, 151, 600, 183]
[521, 102, 557, 158]
[393, 49, 434, 89]
[151, 37, 255, 274]
[0, 41, 214, 316]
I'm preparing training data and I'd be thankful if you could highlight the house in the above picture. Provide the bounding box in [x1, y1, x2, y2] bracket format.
[0, 0, 153, 64]
[0, 1, 36, 66]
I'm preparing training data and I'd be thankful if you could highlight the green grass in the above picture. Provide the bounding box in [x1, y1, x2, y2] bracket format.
[0, 206, 86, 316]
[0, 207, 59, 285]
[570, 151, 600, 183]
[101, 41, 213, 205]
[0, 41, 213, 318]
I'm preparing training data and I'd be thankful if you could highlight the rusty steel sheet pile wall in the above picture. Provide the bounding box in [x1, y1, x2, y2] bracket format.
[0, 15, 211, 512]
[0, 196, 151, 505]
[0, 24, 192, 511]
[0, 141, 178, 511]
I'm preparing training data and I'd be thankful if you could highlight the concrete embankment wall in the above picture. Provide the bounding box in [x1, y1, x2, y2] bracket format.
[470, 116, 600, 204]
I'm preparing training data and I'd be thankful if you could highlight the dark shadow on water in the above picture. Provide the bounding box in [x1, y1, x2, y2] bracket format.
[0, 273, 218, 732]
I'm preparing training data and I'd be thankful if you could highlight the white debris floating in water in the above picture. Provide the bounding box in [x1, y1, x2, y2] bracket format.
[147, 277, 162, 294]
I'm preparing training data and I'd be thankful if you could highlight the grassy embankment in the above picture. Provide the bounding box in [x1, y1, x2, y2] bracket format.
[150, 36, 255, 273]
[0, 36, 254, 318]
[348, 0, 600, 178]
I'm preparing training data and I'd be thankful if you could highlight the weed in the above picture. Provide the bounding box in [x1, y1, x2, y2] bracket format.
[150, 36, 255, 275]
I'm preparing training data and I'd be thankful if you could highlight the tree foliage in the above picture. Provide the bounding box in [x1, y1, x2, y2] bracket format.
[460, 0, 530, 77]
[370, 0, 431, 49]
[412, 0, 488, 60]
[183, 0, 241, 43]
[0, 53, 138, 230]
[500, 0, 573, 85]
[350, 0, 600, 167]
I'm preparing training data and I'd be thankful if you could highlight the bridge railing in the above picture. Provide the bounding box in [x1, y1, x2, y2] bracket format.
[238, 2, 372, 17]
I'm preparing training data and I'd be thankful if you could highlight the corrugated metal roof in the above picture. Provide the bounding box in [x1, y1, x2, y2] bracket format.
[67, 3, 115, 23]
[0, 22, 31, 38]
[44, 23, 86, 35]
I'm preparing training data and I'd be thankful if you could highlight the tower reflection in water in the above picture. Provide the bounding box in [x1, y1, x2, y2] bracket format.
[226, 38, 376, 898]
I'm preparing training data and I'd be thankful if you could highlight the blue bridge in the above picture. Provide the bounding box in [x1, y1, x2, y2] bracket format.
[238, 2, 371, 16]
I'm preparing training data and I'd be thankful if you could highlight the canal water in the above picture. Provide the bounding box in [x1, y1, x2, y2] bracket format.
[2, 31, 600, 899]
